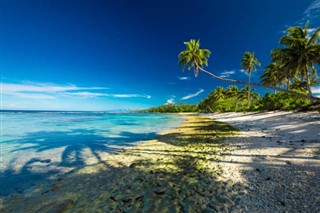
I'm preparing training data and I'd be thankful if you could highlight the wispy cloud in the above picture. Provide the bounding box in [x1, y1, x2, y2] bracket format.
[1, 82, 105, 93]
[111, 94, 151, 99]
[166, 95, 176, 105]
[298, 0, 320, 27]
[181, 89, 204, 100]
[239, 69, 248, 76]
[219, 70, 235, 78]
[304, 0, 320, 15]
[178, 76, 190, 81]
[1, 82, 151, 100]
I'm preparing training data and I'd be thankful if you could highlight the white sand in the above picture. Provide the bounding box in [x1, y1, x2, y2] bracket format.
[204, 111, 320, 212]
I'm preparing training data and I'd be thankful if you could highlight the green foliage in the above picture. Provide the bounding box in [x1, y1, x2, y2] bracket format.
[262, 22, 320, 101]
[258, 91, 310, 111]
[241, 51, 261, 108]
[140, 102, 198, 113]
[141, 84, 314, 113]
[198, 85, 260, 113]
[178, 39, 211, 77]
[240, 52, 261, 74]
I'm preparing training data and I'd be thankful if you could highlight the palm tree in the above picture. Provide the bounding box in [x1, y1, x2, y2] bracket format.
[267, 22, 320, 102]
[241, 52, 261, 107]
[226, 85, 239, 97]
[178, 39, 211, 77]
[261, 63, 289, 93]
[178, 39, 320, 102]
[212, 86, 225, 100]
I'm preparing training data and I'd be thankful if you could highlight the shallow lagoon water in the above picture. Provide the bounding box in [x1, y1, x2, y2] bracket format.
[0, 112, 185, 196]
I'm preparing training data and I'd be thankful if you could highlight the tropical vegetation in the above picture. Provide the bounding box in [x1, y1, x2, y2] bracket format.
[141, 22, 320, 113]
[177, 22, 320, 103]
[240, 52, 261, 107]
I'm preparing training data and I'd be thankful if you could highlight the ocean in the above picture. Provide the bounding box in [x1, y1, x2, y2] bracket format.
[0, 111, 185, 196]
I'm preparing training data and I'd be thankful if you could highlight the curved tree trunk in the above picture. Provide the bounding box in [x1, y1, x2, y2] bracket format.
[195, 64, 320, 102]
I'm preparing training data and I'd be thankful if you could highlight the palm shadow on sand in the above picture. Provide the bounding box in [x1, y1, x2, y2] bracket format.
[1, 129, 156, 196]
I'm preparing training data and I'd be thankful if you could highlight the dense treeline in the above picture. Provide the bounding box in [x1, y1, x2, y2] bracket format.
[199, 85, 311, 112]
[141, 84, 312, 113]
[142, 22, 320, 113]
[139, 102, 197, 113]
[178, 22, 320, 103]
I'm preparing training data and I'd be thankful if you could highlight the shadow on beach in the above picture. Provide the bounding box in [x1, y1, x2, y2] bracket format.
[2, 116, 244, 212]
[2, 113, 319, 212]
[205, 111, 320, 212]
[0, 129, 156, 196]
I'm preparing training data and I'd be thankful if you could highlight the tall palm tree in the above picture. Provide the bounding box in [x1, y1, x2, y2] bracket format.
[178, 39, 211, 77]
[241, 52, 261, 107]
[178, 39, 320, 102]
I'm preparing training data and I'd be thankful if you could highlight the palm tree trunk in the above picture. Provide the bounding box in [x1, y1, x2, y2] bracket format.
[287, 79, 291, 90]
[248, 71, 251, 108]
[207, 106, 214, 113]
[195, 63, 320, 102]
[305, 66, 314, 103]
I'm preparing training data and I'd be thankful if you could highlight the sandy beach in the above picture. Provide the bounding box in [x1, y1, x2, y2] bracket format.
[1, 111, 320, 212]
[205, 111, 320, 212]
[2, 115, 239, 212]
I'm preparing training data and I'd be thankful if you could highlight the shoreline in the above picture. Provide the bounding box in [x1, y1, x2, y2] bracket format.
[2, 115, 240, 212]
[2, 111, 319, 212]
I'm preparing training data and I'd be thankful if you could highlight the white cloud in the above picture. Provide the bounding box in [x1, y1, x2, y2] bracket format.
[240, 69, 249, 76]
[304, 0, 320, 15]
[299, 0, 320, 28]
[14, 93, 56, 100]
[1, 82, 105, 94]
[1, 82, 151, 100]
[166, 95, 176, 105]
[111, 94, 151, 99]
[166, 98, 175, 105]
[181, 89, 204, 100]
[219, 70, 235, 78]
[178, 76, 190, 80]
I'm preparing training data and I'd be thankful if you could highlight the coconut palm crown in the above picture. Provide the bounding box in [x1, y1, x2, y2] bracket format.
[178, 39, 211, 77]
[241, 52, 261, 80]
[266, 21, 320, 101]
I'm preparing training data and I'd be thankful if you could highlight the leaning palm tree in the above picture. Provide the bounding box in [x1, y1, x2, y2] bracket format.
[178, 39, 211, 77]
[178, 39, 320, 102]
[241, 52, 261, 107]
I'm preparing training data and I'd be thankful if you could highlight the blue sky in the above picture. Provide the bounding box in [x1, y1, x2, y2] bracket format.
[1, 0, 320, 111]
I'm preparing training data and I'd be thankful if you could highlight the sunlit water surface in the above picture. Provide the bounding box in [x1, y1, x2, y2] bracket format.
[0, 111, 185, 195]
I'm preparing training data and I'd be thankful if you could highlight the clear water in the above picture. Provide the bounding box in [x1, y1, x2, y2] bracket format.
[0, 111, 185, 196]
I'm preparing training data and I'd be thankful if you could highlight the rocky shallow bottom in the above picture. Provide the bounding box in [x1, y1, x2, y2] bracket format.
[2, 115, 245, 212]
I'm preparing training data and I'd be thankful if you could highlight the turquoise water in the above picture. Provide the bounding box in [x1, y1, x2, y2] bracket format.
[0, 111, 185, 196]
